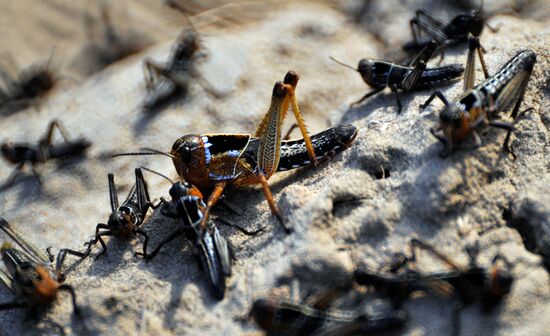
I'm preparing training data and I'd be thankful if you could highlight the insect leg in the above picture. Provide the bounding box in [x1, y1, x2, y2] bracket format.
[255, 82, 289, 177]
[402, 41, 437, 91]
[257, 172, 291, 234]
[510, 78, 533, 119]
[284, 71, 318, 166]
[390, 85, 403, 114]
[420, 90, 449, 109]
[200, 181, 227, 234]
[55, 248, 90, 281]
[93, 231, 113, 259]
[142, 58, 163, 90]
[415, 10, 447, 29]
[134, 229, 150, 259]
[283, 124, 299, 140]
[409, 238, 463, 271]
[0, 301, 27, 311]
[215, 218, 265, 236]
[0, 162, 25, 191]
[136, 228, 186, 260]
[58, 284, 81, 316]
[350, 87, 385, 108]
[107, 173, 119, 212]
[488, 120, 516, 159]
[134, 168, 154, 214]
[41, 119, 71, 145]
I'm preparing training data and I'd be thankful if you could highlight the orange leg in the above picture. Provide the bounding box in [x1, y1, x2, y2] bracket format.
[257, 173, 291, 233]
[201, 181, 227, 232]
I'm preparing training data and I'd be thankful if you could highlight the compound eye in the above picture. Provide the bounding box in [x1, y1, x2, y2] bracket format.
[181, 146, 192, 163]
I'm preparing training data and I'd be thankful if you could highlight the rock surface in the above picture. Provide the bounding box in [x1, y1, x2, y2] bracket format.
[0, 1, 549, 335]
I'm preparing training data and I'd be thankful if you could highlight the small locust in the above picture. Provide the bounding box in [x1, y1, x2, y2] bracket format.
[0, 120, 91, 190]
[421, 37, 536, 158]
[142, 1, 222, 110]
[250, 287, 407, 335]
[402, 0, 497, 61]
[84, 168, 158, 258]
[0, 218, 86, 319]
[0, 52, 57, 115]
[354, 238, 513, 336]
[135, 172, 232, 300]
[117, 70, 358, 234]
[331, 40, 464, 113]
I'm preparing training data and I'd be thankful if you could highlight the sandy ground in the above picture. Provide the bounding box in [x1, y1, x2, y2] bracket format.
[0, 0, 549, 335]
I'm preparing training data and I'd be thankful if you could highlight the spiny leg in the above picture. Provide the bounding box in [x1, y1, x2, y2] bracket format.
[107, 174, 119, 212]
[350, 87, 384, 108]
[284, 71, 318, 165]
[255, 82, 289, 177]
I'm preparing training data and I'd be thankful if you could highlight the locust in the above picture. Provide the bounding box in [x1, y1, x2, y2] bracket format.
[421, 36, 536, 158]
[116, 70, 358, 234]
[331, 40, 464, 113]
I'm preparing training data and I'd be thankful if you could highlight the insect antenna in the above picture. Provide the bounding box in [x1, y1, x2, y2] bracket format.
[111, 148, 175, 159]
[329, 56, 358, 72]
[139, 166, 175, 184]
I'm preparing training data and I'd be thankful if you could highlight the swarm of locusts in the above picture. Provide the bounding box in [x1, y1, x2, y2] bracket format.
[0, 0, 541, 335]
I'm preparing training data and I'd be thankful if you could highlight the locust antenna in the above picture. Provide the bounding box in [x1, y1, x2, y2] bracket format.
[112, 148, 175, 159]
[329, 56, 358, 72]
[140, 166, 175, 184]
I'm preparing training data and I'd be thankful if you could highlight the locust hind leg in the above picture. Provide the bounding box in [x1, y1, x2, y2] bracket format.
[284, 71, 318, 166]
[488, 120, 516, 159]
[464, 36, 489, 92]
[41, 119, 71, 145]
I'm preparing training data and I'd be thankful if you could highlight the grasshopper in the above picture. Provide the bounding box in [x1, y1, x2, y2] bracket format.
[421, 36, 536, 157]
[331, 40, 464, 113]
[354, 238, 513, 336]
[119, 71, 357, 233]
[0, 218, 86, 319]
